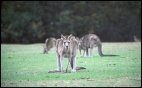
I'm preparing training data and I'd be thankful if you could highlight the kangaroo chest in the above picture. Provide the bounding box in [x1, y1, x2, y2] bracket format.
[63, 48, 70, 57]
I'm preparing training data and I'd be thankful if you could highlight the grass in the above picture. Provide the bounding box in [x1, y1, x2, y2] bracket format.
[1, 42, 141, 87]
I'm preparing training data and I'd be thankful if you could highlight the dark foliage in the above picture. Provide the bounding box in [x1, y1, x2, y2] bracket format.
[1, 1, 141, 43]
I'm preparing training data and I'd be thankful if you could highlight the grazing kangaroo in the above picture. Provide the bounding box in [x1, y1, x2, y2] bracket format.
[56, 34, 78, 72]
[43, 37, 56, 54]
[79, 34, 103, 57]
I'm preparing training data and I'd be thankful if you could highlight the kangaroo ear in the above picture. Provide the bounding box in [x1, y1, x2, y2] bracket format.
[68, 34, 73, 39]
[61, 34, 65, 40]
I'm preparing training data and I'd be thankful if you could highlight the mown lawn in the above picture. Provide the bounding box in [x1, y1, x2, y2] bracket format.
[1, 42, 141, 87]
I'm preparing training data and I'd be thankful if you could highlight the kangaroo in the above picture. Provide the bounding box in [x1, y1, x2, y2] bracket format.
[43, 37, 56, 54]
[79, 34, 103, 57]
[78, 37, 86, 55]
[134, 35, 141, 42]
[56, 34, 78, 72]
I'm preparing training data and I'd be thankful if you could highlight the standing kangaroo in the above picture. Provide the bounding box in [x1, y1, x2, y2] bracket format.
[56, 34, 78, 72]
[79, 34, 103, 57]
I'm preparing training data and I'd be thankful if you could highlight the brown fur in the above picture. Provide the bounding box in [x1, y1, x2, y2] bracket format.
[43, 37, 56, 54]
[56, 34, 78, 72]
[79, 34, 103, 57]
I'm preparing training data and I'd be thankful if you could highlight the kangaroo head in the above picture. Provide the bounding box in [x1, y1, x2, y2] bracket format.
[61, 34, 72, 48]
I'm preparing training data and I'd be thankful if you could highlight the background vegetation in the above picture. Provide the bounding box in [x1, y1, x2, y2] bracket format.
[1, 1, 141, 43]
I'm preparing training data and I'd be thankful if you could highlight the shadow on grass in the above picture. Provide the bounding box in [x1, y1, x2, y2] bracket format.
[101, 54, 119, 57]
[48, 67, 86, 73]
[80, 54, 119, 58]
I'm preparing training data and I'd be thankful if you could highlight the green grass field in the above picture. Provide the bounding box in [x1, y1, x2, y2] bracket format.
[1, 42, 141, 87]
